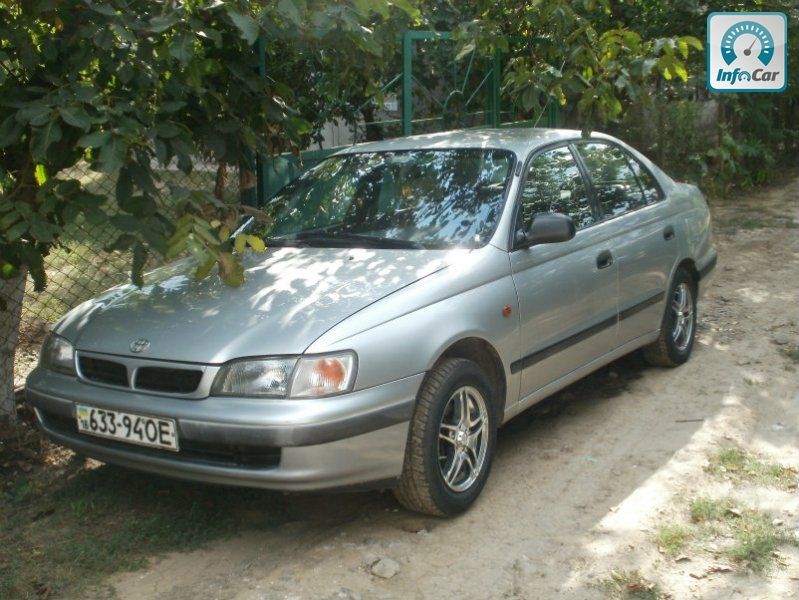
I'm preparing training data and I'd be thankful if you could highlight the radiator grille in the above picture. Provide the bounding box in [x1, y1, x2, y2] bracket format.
[78, 356, 128, 387]
[134, 367, 203, 394]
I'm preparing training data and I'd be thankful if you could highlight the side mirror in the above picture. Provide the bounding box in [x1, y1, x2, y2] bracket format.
[515, 213, 576, 248]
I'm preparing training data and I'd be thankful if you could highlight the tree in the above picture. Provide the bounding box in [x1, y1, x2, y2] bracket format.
[454, 0, 704, 132]
[0, 0, 415, 420]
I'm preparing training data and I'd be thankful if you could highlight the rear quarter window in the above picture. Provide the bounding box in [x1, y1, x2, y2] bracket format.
[575, 142, 648, 218]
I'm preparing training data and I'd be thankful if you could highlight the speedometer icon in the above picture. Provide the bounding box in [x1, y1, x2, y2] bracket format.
[721, 21, 775, 66]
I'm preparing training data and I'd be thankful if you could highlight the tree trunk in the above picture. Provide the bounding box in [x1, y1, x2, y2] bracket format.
[0, 270, 26, 423]
[239, 165, 257, 207]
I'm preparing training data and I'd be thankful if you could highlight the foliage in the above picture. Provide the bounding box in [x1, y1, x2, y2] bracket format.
[452, 0, 797, 193]
[454, 0, 704, 133]
[609, 1, 799, 191]
[0, 0, 414, 293]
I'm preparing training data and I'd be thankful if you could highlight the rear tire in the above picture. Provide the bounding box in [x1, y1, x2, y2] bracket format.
[394, 358, 497, 516]
[643, 268, 697, 367]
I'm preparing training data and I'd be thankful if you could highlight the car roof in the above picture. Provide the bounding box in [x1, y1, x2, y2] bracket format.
[336, 127, 606, 156]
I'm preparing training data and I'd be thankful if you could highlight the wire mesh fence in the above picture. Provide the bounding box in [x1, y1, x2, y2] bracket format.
[11, 162, 237, 389]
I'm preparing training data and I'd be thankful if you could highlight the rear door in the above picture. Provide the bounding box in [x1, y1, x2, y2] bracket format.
[510, 144, 619, 401]
[573, 141, 677, 347]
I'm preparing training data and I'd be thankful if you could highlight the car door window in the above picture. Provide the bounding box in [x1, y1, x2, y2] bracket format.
[575, 142, 647, 218]
[518, 146, 594, 231]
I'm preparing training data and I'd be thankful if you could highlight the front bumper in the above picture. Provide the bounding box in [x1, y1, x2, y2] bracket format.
[26, 368, 424, 491]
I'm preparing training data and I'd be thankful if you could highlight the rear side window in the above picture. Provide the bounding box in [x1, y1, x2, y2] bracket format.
[629, 159, 662, 204]
[518, 146, 595, 231]
[575, 142, 647, 218]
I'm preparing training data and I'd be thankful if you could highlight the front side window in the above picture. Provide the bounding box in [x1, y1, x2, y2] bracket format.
[249, 149, 515, 249]
[575, 142, 647, 218]
[517, 146, 594, 231]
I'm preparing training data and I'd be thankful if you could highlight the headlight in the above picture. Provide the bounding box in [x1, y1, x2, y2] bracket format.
[211, 358, 297, 397]
[290, 352, 356, 398]
[40, 334, 76, 375]
[210, 352, 357, 398]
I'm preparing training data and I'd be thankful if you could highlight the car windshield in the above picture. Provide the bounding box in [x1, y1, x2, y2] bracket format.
[247, 148, 515, 249]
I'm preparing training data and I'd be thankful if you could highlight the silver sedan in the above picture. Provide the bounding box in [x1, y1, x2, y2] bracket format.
[26, 128, 716, 516]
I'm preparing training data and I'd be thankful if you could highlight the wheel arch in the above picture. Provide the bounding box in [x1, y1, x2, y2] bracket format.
[435, 337, 508, 421]
[672, 257, 699, 291]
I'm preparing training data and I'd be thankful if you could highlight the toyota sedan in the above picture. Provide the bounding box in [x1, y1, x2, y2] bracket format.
[26, 128, 716, 515]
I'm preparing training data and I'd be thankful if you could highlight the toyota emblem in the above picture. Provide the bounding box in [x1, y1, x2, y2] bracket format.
[129, 338, 150, 353]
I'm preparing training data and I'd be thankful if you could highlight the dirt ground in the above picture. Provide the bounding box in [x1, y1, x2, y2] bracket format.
[82, 175, 798, 599]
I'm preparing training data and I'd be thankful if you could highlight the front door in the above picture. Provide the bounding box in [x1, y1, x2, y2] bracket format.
[510, 145, 619, 401]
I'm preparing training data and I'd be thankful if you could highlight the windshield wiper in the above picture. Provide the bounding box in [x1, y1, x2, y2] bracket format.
[295, 231, 425, 249]
[257, 236, 309, 247]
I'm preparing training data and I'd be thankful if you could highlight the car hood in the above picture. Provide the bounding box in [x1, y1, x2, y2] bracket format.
[56, 247, 454, 363]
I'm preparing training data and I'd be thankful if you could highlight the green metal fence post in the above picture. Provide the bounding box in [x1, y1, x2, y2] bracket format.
[402, 31, 413, 136]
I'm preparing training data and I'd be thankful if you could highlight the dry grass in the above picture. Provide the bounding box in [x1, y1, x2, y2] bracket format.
[705, 448, 798, 491]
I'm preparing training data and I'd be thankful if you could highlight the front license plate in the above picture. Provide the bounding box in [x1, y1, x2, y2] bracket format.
[75, 404, 179, 451]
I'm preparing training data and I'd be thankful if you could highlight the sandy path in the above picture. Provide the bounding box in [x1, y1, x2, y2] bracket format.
[102, 175, 799, 600]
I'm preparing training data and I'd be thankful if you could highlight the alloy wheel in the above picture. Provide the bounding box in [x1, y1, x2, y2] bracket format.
[437, 385, 490, 493]
[671, 282, 694, 352]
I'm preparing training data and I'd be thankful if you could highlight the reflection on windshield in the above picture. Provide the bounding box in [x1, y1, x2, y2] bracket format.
[249, 149, 514, 249]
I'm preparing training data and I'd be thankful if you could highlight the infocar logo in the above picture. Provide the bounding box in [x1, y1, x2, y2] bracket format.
[707, 12, 788, 93]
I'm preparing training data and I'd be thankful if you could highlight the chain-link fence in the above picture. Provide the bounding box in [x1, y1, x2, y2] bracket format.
[11, 163, 237, 389]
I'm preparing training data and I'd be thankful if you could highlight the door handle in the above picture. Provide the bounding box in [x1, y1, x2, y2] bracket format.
[596, 250, 614, 270]
[663, 225, 675, 241]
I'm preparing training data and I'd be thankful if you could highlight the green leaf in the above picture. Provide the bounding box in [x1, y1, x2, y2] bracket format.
[140, 222, 169, 255]
[0, 209, 19, 230]
[98, 135, 128, 173]
[234, 233, 247, 254]
[116, 167, 134, 203]
[149, 14, 179, 33]
[89, 3, 117, 16]
[17, 104, 51, 127]
[681, 36, 703, 51]
[4, 220, 29, 242]
[29, 219, 55, 243]
[193, 257, 216, 281]
[17, 243, 46, 291]
[119, 194, 157, 217]
[228, 11, 260, 45]
[0, 261, 20, 280]
[155, 122, 181, 139]
[59, 106, 92, 130]
[246, 235, 265, 253]
[105, 233, 136, 253]
[34, 164, 48, 185]
[0, 115, 23, 148]
[110, 214, 141, 233]
[455, 42, 476, 61]
[78, 130, 111, 149]
[276, 0, 303, 26]
[389, 0, 419, 18]
[169, 31, 195, 65]
[30, 121, 63, 161]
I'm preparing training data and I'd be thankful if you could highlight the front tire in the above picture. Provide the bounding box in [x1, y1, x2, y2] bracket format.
[643, 268, 697, 367]
[394, 358, 497, 516]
